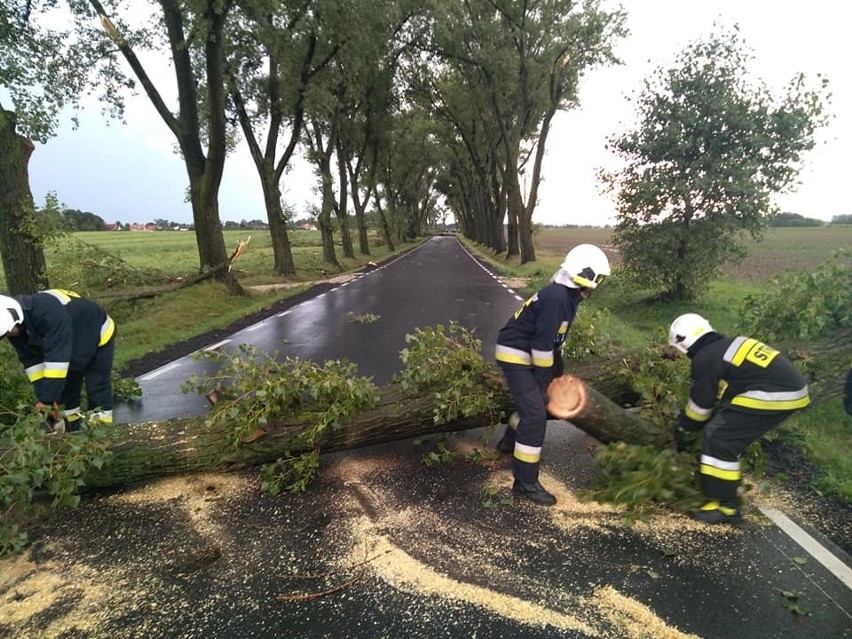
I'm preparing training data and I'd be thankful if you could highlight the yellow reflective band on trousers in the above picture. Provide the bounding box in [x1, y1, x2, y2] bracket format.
[513, 442, 541, 464]
[42, 361, 69, 379]
[730, 387, 810, 411]
[25, 363, 45, 382]
[99, 315, 116, 346]
[92, 410, 113, 424]
[700, 454, 741, 482]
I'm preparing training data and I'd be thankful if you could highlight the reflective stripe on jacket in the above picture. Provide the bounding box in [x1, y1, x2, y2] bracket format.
[9, 289, 114, 404]
[495, 283, 580, 370]
[679, 333, 809, 430]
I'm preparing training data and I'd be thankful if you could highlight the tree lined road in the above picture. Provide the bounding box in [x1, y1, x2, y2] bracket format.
[7, 237, 849, 639]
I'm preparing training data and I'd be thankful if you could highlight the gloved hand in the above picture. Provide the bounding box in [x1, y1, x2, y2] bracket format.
[36, 402, 65, 434]
[533, 367, 554, 396]
[673, 427, 691, 453]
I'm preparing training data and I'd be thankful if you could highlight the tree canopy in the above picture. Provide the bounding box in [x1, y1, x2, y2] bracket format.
[602, 27, 830, 300]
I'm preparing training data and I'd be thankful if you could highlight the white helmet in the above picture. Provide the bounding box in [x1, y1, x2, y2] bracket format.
[668, 313, 713, 354]
[0, 295, 23, 337]
[560, 244, 611, 289]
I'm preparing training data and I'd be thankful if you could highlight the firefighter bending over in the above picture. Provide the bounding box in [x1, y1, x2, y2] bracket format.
[495, 244, 611, 506]
[1, 289, 117, 432]
[669, 313, 810, 524]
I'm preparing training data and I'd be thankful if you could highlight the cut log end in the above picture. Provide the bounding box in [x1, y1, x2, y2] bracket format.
[547, 374, 587, 419]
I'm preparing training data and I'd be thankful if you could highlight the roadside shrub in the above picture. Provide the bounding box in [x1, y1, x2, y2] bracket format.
[0, 343, 35, 425]
[562, 307, 617, 361]
[739, 251, 851, 341]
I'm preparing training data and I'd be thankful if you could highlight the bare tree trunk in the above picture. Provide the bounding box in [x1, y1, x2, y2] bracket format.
[0, 108, 49, 294]
[335, 143, 354, 258]
[262, 176, 296, 276]
[372, 185, 395, 251]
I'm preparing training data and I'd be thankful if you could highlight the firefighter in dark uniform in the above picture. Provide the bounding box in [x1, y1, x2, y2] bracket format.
[668, 313, 810, 524]
[0, 289, 117, 431]
[495, 244, 611, 506]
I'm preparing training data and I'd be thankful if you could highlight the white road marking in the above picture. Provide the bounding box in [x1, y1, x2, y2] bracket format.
[204, 340, 230, 351]
[139, 362, 179, 381]
[758, 505, 852, 591]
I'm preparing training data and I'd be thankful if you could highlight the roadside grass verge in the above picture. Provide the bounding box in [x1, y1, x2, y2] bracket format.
[34, 229, 419, 370]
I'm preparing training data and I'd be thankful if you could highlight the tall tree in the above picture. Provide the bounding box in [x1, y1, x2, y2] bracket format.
[417, 0, 626, 263]
[0, 109, 47, 294]
[85, 0, 243, 293]
[0, 1, 128, 293]
[602, 28, 830, 301]
[226, 0, 342, 276]
[301, 0, 398, 267]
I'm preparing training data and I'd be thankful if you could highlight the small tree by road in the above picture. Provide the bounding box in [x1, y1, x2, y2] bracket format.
[601, 27, 830, 301]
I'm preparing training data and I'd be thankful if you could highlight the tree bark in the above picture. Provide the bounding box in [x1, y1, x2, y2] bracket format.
[0, 108, 49, 295]
[547, 374, 670, 448]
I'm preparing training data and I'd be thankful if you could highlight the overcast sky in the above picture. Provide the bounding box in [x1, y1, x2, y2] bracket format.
[26, 0, 849, 227]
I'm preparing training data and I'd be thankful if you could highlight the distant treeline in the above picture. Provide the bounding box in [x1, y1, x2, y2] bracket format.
[772, 212, 852, 227]
[47, 209, 318, 232]
[46, 207, 852, 232]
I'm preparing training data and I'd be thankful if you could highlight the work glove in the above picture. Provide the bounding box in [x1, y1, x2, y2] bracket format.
[533, 367, 554, 396]
[673, 427, 691, 453]
[36, 402, 65, 435]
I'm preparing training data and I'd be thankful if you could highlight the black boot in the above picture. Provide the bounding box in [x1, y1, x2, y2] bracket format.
[691, 500, 742, 525]
[512, 480, 556, 506]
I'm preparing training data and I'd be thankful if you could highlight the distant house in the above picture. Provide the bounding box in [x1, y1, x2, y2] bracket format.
[129, 222, 157, 231]
[298, 223, 318, 231]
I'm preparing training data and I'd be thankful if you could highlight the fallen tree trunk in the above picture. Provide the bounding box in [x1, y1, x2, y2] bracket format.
[77, 331, 849, 489]
[780, 329, 852, 404]
[83, 368, 658, 489]
[547, 375, 670, 448]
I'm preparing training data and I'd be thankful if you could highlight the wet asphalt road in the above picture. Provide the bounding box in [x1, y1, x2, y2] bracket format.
[116, 237, 523, 424]
[5, 237, 849, 639]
